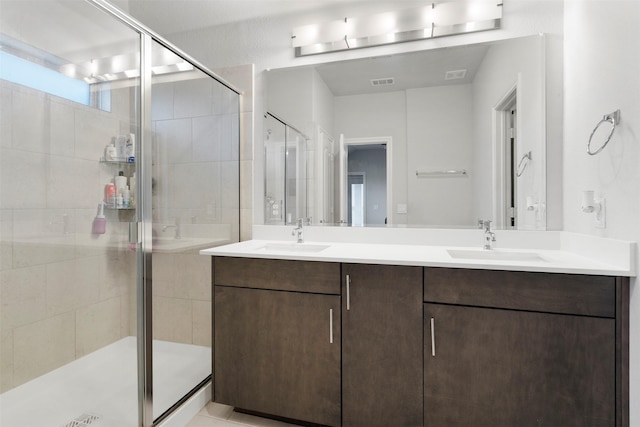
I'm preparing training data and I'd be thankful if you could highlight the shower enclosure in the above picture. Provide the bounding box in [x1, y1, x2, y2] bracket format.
[264, 113, 308, 225]
[0, 1, 240, 426]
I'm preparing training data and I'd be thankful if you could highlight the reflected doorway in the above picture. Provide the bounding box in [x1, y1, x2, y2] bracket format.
[339, 136, 391, 226]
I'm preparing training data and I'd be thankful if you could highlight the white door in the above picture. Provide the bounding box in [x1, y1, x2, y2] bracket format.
[339, 133, 348, 224]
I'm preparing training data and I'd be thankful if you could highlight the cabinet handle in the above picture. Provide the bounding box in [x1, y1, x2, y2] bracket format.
[346, 274, 351, 311]
[430, 317, 436, 357]
[329, 309, 334, 344]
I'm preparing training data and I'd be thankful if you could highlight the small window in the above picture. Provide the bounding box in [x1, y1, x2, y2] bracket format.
[0, 51, 91, 106]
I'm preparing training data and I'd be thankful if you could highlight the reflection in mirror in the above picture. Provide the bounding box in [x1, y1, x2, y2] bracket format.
[266, 35, 550, 230]
[264, 113, 308, 225]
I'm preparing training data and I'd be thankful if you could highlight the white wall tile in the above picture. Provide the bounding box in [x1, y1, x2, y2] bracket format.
[75, 297, 122, 358]
[220, 161, 240, 210]
[155, 118, 193, 164]
[12, 312, 75, 386]
[45, 259, 76, 316]
[192, 116, 221, 162]
[47, 155, 99, 209]
[50, 101, 75, 157]
[0, 149, 48, 209]
[152, 82, 175, 121]
[100, 250, 135, 301]
[0, 265, 47, 330]
[0, 209, 13, 270]
[73, 255, 102, 307]
[175, 253, 210, 301]
[240, 111, 253, 161]
[192, 300, 211, 347]
[171, 162, 220, 210]
[173, 79, 213, 119]
[12, 89, 48, 154]
[219, 113, 239, 162]
[153, 296, 192, 344]
[74, 108, 120, 161]
[0, 86, 12, 149]
[0, 328, 13, 392]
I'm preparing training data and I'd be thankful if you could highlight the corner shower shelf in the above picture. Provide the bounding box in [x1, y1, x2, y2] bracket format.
[100, 158, 135, 165]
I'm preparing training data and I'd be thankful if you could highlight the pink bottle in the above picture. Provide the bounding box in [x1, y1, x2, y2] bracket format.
[105, 182, 116, 208]
[92, 202, 106, 234]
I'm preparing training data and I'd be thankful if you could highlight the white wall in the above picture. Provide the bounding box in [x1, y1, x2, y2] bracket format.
[406, 84, 474, 226]
[472, 35, 547, 230]
[563, 1, 640, 423]
[334, 91, 408, 224]
[266, 67, 314, 135]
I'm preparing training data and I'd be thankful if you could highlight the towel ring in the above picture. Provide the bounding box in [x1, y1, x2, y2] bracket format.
[587, 109, 620, 156]
[516, 151, 532, 177]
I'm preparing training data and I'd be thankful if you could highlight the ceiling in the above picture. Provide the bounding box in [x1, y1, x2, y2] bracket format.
[313, 43, 490, 96]
[125, 0, 367, 35]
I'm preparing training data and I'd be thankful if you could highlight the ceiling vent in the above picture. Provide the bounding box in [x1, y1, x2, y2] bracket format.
[444, 69, 467, 80]
[370, 77, 395, 87]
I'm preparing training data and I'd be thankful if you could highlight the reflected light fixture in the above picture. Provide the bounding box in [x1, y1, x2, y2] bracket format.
[292, 0, 503, 56]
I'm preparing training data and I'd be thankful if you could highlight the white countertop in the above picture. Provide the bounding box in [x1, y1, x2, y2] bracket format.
[200, 231, 636, 276]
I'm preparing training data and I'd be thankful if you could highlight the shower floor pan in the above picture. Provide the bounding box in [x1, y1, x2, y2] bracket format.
[0, 337, 210, 427]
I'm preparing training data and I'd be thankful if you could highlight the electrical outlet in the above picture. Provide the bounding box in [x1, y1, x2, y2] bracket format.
[397, 203, 407, 214]
[595, 198, 606, 228]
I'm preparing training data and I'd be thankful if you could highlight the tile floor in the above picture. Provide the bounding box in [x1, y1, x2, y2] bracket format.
[185, 402, 301, 427]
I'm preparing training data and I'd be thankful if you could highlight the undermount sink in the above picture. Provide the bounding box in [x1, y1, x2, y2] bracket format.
[447, 249, 546, 262]
[256, 242, 331, 253]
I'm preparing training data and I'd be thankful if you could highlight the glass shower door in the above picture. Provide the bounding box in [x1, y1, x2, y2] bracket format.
[149, 40, 240, 421]
[0, 1, 141, 425]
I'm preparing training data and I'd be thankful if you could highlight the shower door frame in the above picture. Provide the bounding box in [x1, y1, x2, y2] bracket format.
[86, 2, 241, 426]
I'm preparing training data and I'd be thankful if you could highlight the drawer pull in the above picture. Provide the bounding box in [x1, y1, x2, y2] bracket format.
[346, 274, 351, 311]
[430, 317, 436, 357]
[329, 309, 334, 344]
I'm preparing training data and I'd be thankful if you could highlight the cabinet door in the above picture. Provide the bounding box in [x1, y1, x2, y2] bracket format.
[342, 264, 423, 427]
[424, 303, 615, 427]
[215, 286, 341, 426]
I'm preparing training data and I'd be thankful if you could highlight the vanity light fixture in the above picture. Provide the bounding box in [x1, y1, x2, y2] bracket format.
[291, 0, 503, 57]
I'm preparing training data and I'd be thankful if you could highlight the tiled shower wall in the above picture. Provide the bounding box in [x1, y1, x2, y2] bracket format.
[0, 80, 137, 392]
[0, 64, 252, 393]
[148, 64, 251, 345]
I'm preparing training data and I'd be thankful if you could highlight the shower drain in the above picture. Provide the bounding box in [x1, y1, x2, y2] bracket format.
[63, 413, 101, 427]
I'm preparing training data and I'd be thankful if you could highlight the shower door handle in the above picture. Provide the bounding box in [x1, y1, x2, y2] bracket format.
[129, 221, 141, 244]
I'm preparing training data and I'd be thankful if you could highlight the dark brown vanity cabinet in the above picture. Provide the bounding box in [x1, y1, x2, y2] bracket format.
[213, 257, 342, 426]
[423, 267, 629, 427]
[342, 263, 423, 427]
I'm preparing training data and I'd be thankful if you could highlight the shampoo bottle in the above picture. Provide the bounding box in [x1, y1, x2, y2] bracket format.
[122, 186, 130, 208]
[92, 202, 106, 234]
[125, 133, 135, 163]
[115, 171, 127, 195]
[129, 172, 136, 207]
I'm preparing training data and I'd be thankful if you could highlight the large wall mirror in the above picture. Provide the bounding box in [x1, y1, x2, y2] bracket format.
[265, 34, 557, 230]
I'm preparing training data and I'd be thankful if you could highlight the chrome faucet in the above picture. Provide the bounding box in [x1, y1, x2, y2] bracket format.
[162, 217, 181, 239]
[292, 218, 304, 243]
[481, 219, 496, 250]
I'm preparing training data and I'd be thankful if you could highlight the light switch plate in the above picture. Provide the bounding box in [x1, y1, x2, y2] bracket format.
[397, 203, 407, 214]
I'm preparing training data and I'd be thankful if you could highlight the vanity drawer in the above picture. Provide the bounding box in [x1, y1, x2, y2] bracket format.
[424, 267, 615, 317]
[214, 256, 341, 295]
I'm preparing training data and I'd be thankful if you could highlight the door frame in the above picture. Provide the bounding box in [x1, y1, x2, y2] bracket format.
[492, 78, 520, 229]
[339, 136, 393, 225]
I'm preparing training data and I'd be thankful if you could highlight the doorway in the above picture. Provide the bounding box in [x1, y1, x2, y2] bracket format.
[339, 136, 392, 226]
[493, 83, 518, 229]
